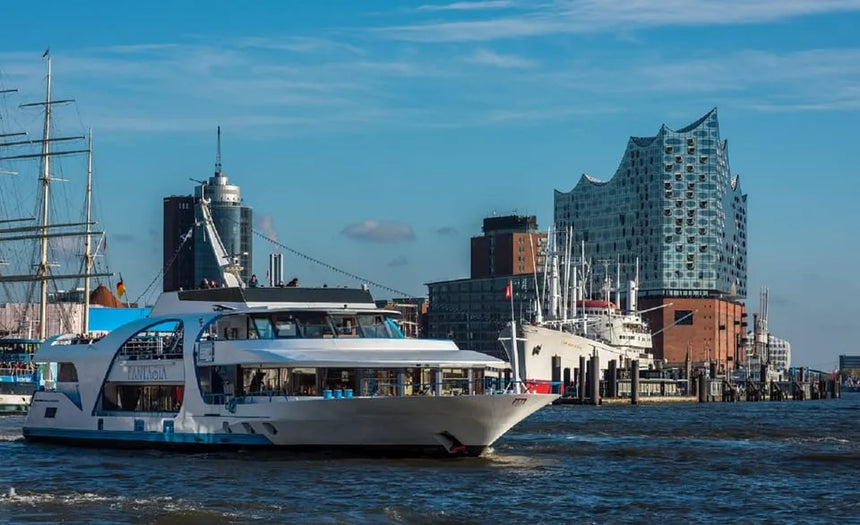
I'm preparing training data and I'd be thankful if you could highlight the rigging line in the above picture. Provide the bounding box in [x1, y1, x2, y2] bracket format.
[133, 227, 194, 305]
[245, 224, 414, 298]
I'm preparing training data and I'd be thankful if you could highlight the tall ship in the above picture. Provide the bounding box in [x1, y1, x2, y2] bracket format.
[23, 183, 558, 455]
[500, 229, 656, 394]
[0, 54, 111, 412]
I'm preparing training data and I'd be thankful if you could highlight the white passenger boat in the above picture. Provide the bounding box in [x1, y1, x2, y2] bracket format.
[23, 286, 557, 455]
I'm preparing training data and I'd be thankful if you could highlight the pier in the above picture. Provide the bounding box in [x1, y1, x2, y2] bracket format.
[551, 357, 843, 405]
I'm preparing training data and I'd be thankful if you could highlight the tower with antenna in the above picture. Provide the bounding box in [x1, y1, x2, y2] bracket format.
[161, 127, 253, 291]
[215, 125, 222, 175]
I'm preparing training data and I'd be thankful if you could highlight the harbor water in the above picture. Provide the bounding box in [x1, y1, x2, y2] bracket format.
[0, 394, 857, 524]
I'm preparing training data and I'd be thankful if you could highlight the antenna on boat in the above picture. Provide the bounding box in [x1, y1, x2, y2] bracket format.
[215, 125, 222, 175]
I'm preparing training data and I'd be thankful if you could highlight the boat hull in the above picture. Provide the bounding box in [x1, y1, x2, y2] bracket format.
[23, 391, 556, 456]
[506, 324, 655, 394]
[0, 393, 32, 414]
[0, 382, 36, 414]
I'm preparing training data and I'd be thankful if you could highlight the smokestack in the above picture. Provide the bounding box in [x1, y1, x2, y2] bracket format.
[268, 253, 283, 287]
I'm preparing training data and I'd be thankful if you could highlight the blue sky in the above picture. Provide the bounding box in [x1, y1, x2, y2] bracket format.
[0, 0, 858, 369]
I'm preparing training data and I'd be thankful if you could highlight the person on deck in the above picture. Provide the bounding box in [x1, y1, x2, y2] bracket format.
[248, 274, 259, 288]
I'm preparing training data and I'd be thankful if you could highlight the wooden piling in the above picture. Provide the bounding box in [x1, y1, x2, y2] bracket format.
[551, 355, 562, 395]
[589, 354, 600, 405]
[563, 367, 571, 396]
[698, 373, 708, 403]
[631, 359, 640, 405]
[578, 355, 586, 403]
[685, 359, 692, 397]
[608, 359, 617, 399]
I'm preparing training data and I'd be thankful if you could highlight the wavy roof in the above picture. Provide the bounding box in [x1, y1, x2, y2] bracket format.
[674, 107, 717, 133]
[557, 108, 723, 194]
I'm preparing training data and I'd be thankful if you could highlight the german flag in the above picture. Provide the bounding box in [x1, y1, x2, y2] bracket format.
[116, 277, 126, 298]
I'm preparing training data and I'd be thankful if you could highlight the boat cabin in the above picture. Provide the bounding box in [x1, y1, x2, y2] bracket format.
[42, 299, 506, 419]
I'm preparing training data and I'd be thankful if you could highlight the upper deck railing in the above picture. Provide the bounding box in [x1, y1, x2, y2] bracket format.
[118, 335, 183, 361]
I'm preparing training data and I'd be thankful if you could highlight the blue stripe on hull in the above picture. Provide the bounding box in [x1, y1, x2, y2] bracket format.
[23, 427, 271, 447]
[23, 427, 487, 456]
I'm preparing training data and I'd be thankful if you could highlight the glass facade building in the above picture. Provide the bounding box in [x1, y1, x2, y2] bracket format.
[554, 108, 747, 300]
[193, 171, 253, 287]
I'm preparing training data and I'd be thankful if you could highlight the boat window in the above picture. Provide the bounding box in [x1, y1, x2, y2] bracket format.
[207, 314, 252, 340]
[199, 365, 240, 404]
[330, 315, 359, 337]
[118, 321, 184, 360]
[272, 314, 300, 338]
[357, 314, 394, 338]
[293, 312, 334, 338]
[289, 368, 318, 395]
[251, 317, 274, 339]
[58, 363, 78, 382]
[101, 384, 183, 413]
[242, 366, 282, 395]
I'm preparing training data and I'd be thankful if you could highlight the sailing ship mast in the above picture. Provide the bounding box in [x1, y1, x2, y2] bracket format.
[0, 53, 110, 339]
[82, 130, 93, 334]
[36, 55, 54, 340]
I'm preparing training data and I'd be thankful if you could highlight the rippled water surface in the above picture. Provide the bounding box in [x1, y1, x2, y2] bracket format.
[1, 394, 858, 524]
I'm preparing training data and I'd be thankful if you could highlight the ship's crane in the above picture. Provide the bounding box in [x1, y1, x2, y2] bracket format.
[198, 195, 244, 288]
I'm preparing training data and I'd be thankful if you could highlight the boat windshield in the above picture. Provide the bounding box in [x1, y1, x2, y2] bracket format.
[235, 312, 403, 340]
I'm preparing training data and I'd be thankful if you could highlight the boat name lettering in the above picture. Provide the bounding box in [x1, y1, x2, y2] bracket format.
[511, 397, 528, 406]
[127, 366, 168, 381]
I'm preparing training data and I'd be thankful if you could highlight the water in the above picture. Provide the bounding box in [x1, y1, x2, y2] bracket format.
[1, 394, 857, 524]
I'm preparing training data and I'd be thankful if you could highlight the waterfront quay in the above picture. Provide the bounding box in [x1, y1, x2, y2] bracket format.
[548, 355, 843, 406]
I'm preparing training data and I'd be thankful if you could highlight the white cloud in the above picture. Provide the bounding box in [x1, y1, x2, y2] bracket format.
[528, 48, 860, 112]
[341, 220, 416, 243]
[4, 29, 858, 139]
[388, 255, 409, 267]
[417, 1, 515, 11]
[379, 0, 860, 42]
[465, 49, 535, 68]
[255, 214, 279, 242]
[0, 41, 446, 134]
[234, 36, 365, 56]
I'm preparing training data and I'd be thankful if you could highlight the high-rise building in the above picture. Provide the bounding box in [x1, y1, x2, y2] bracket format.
[162, 128, 253, 292]
[470, 215, 546, 278]
[428, 214, 546, 359]
[553, 109, 748, 367]
[163, 195, 196, 292]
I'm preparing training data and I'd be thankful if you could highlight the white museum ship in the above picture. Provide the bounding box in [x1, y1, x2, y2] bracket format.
[500, 231, 656, 394]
